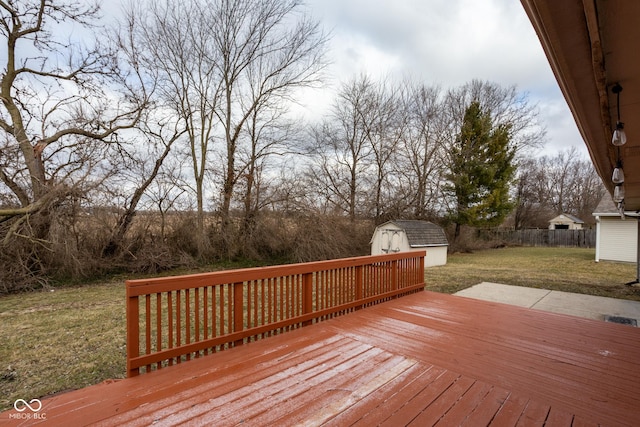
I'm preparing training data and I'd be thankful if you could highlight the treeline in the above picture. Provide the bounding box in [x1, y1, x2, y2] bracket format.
[512, 147, 606, 229]
[0, 1, 602, 293]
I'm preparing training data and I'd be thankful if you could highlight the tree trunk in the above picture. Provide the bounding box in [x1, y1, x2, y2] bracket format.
[102, 139, 175, 257]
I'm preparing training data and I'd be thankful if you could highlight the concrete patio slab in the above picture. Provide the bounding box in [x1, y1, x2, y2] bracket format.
[455, 282, 550, 308]
[455, 282, 640, 325]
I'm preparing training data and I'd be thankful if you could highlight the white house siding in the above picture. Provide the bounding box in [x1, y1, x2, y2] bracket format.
[596, 216, 637, 263]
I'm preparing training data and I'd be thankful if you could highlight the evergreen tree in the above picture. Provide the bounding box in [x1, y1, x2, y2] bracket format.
[446, 101, 516, 240]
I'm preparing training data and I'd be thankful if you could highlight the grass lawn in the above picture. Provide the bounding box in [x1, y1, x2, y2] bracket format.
[1, 246, 640, 411]
[0, 280, 127, 412]
[426, 246, 640, 300]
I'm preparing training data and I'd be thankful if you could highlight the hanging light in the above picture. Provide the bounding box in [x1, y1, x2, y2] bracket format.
[612, 122, 627, 146]
[611, 83, 626, 215]
[611, 83, 627, 146]
[613, 184, 625, 203]
[612, 161, 625, 184]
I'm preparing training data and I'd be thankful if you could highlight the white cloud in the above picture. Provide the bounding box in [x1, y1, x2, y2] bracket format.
[535, 95, 588, 158]
[303, 0, 587, 156]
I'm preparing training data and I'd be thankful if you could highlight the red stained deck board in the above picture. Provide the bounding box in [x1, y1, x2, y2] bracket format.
[49, 332, 347, 423]
[429, 380, 493, 427]
[406, 375, 476, 426]
[187, 348, 402, 425]
[307, 362, 439, 426]
[515, 400, 551, 426]
[543, 408, 575, 426]
[459, 386, 512, 426]
[2, 291, 640, 426]
[278, 357, 419, 427]
[106, 335, 369, 426]
[324, 294, 640, 426]
[376, 370, 463, 427]
[488, 393, 531, 427]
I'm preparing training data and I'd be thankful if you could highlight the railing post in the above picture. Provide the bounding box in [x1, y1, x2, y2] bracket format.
[303, 272, 313, 326]
[233, 282, 244, 346]
[126, 292, 140, 377]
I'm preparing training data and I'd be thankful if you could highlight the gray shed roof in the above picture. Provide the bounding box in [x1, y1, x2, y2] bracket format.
[382, 220, 448, 247]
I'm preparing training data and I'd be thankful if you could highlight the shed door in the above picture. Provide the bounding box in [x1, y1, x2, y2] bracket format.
[390, 231, 401, 252]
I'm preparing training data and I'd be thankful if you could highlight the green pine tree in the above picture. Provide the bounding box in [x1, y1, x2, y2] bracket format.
[446, 101, 516, 240]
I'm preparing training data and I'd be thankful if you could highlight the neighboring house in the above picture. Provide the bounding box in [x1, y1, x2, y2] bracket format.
[548, 213, 584, 230]
[593, 197, 638, 263]
[370, 220, 448, 267]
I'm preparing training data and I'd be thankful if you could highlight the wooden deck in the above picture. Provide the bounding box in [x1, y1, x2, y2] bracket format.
[3, 291, 640, 426]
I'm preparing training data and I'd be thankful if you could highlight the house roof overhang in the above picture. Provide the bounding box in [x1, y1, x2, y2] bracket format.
[521, 0, 640, 212]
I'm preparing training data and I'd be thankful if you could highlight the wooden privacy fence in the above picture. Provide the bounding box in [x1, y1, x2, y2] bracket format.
[485, 229, 596, 248]
[126, 251, 426, 377]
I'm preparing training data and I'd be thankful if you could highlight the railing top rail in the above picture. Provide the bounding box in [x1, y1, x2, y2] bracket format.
[126, 251, 426, 297]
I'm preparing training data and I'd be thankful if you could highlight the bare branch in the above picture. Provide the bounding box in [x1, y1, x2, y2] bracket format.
[0, 187, 55, 221]
[0, 166, 29, 206]
[0, 117, 12, 134]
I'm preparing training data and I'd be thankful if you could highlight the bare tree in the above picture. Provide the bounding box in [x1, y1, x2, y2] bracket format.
[396, 83, 448, 219]
[513, 147, 606, 228]
[128, 0, 220, 256]
[133, 0, 327, 257]
[512, 158, 552, 229]
[0, 1, 146, 220]
[545, 148, 606, 220]
[146, 161, 191, 242]
[308, 76, 376, 222]
[356, 76, 406, 221]
[0, 1, 149, 288]
[444, 80, 545, 156]
[101, 121, 185, 256]
[238, 98, 297, 251]
[208, 0, 328, 245]
[93, 12, 196, 257]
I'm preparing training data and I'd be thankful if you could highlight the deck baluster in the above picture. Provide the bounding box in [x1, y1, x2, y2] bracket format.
[156, 293, 162, 368]
[233, 282, 244, 346]
[145, 295, 151, 372]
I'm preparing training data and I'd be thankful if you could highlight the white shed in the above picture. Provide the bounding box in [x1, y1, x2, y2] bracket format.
[548, 213, 584, 230]
[593, 197, 638, 263]
[370, 220, 448, 267]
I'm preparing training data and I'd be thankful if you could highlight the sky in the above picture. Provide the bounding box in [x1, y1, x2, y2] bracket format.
[17, 0, 586, 159]
[300, 0, 587, 158]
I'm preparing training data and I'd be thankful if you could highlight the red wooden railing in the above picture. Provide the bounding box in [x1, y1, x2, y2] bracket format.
[126, 251, 425, 377]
